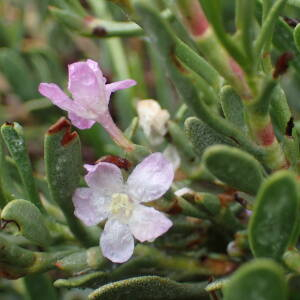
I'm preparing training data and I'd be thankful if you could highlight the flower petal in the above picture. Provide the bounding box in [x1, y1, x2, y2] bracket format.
[84, 163, 98, 173]
[85, 162, 124, 196]
[72, 188, 109, 226]
[129, 205, 172, 242]
[68, 61, 107, 114]
[86, 59, 107, 84]
[136, 100, 170, 146]
[100, 218, 134, 263]
[68, 111, 95, 129]
[163, 145, 181, 171]
[127, 153, 174, 203]
[38, 83, 74, 112]
[106, 79, 136, 94]
[105, 80, 136, 104]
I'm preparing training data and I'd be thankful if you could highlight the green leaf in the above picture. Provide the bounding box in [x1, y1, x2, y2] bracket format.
[0, 233, 74, 277]
[194, 193, 221, 216]
[288, 274, 300, 300]
[130, 0, 262, 159]
[294, 23, 300, 53]
[54, 256, 156, 288]
[270, 86, 292, 136]
[0, 49, 38, 100]
[1, 122, 42, 210]
[24, 274, 58, 300]
[220, 86, 246, 131]
[203, 145, 265, 194]
[124, 117, 139, 140]
[44, 118, 97, 247]
[54, 247, 106, 274]
[223, 259, 287, 300]
[288, 0, 300, 7]
[168, 120, 196, 161]
[249, 171, 300, 260]
[1, 199, 51, 247]
[174, 38, 221, 90]
[54, 271, 109, 289]
[0, 138, 10, 207]
[184, 117, 235, 158]
[274, 19, 300, 73]
[283, 248, 300, 273]
[89, 276, 208, 300]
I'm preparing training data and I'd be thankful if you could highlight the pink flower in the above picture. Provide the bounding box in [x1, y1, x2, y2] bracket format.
[38, 59, 136, 151]
[72, 153, 174, 263]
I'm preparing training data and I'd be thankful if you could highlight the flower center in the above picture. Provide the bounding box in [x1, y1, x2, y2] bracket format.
[110, 193, 133, 218]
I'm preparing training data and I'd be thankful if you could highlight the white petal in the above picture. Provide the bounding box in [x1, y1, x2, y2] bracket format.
[72, 188, 109, 226]
[100, 218, 134, 263]
[85, 162, 124, 196]
[129, 205, 172, 242]
[163, 145, 181, 171]
[137, 100, 170, 146]
[127, 153, 174, 203]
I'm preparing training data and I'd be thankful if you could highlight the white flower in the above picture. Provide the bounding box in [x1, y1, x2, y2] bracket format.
[137, 100, 170, 146]
[72, 153, 174, 263]
[163, 144, 181, 171]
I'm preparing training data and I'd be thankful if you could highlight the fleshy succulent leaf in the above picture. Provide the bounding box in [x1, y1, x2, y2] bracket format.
[202, 145, 265, 195]
[1, 199, 51, 246]
[223, 259, 288, 300]
[249, 171, 300, 260]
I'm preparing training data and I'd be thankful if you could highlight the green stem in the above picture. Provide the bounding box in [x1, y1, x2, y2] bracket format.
[254, 0, 287, 60]
[131, 1, 263, 159]
[239, 0, 255, 64]
[198, 0, 248, 71]
[262, 0, 274, 21]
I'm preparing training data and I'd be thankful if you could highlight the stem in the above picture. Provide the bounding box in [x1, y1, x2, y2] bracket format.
[98, 112, 135, 152]
[239, 0, 255, 64]
[254, 0, 287, 60]
[198, 0, 248, 71]
[176, 0, 209, 36]
[262, 0, 274, 21]
[244, 79, 288, 169]
[128, 0, 263, 160]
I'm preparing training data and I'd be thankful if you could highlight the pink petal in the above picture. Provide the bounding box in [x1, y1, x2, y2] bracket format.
[127, 153, 174, 203]
[68, 111, 95, 129]
[106, 79, 136, 94]
[105, 80, 136, 104]
[86, 59, 107, 84]
[38, 83, 74, 112]
[129, 205, 172, 242]
[100, 218, 134, 263]
[85, 162, 124, 196]
[68, 61, 107, 113]
[72, 188, 109, 226]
